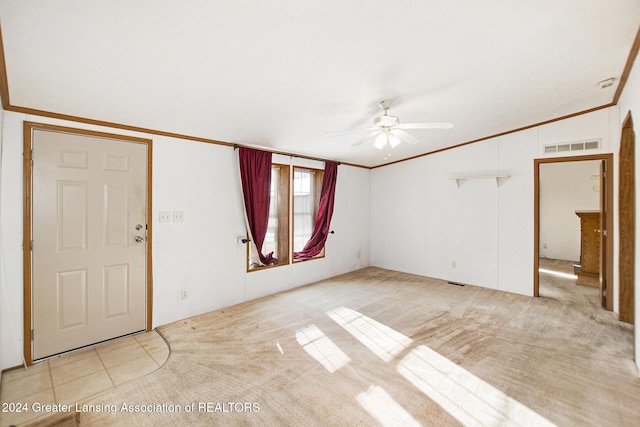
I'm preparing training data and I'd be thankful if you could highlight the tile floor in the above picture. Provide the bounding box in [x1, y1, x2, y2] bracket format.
[0, 330, 169, 426]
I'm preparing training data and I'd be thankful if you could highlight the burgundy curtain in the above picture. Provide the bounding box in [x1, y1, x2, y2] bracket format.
[294, 161, 339, 260]
[239, 147, 277, 265]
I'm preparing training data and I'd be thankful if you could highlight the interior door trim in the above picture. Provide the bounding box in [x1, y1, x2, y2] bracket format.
[23, 121, 153, 365]
[533, 153, 614, 312]
[619, 111, 635, 323]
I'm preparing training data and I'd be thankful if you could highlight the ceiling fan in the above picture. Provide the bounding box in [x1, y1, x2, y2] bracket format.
[327, 100, 453, 149]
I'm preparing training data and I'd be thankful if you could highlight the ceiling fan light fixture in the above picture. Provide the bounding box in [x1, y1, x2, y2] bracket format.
[331, 100, 453, 150]
[374, 132, 388, 149]
[388, 133, 402, 148]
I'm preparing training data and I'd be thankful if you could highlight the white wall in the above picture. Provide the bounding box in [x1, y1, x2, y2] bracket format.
[0, 110, 26, 371]
[425, 139, 500, 289]
[0, 105, 5, 382]
[496, 128, 538, 296]
[0, 112, 370, 370]
[616, 47, 640, 373]
[539, 160, 601, 261]
[150, 136, 247, 327]
[371, 107, 615, 297]
[370, 158, 428, 276]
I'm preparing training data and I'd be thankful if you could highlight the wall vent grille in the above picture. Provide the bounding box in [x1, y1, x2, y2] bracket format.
[544, 139, 600, 154]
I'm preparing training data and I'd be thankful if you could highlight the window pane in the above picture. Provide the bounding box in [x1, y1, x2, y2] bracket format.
[294, 169, 315, 252]
[262, 167, 278, 258]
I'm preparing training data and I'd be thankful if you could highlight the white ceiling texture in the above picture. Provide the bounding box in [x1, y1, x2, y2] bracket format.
[1, 1, 639, 167]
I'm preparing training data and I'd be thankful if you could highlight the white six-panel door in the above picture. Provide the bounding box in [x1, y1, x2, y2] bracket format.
[31, 128, 148, 360]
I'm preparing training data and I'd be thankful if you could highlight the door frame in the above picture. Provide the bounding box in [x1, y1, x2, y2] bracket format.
[619, 111, 635, 324]
[533, 153, 614, 312]
[23, 121, 153, 365]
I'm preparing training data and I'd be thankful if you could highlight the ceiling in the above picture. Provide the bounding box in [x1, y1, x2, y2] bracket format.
[1, 1, 639, 168]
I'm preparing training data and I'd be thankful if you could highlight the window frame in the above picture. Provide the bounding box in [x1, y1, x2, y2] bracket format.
[246, 162, 328, 271]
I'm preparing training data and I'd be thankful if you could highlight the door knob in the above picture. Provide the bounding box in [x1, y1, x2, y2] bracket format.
[134, 236, 144, 243]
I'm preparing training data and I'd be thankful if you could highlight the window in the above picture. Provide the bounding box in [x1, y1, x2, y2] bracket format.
[246, 163, 331, 271]
[293, 167, 324, 259]
[249, 164, 289, 270]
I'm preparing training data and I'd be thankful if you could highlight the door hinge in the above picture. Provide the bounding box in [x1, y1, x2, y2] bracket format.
[603, 230, 607, 236]
[30, 240, 33, 250]
[31, 329, 34, 340]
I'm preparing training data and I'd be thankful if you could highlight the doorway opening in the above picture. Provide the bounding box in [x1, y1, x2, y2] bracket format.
[534, 154, 613, 312]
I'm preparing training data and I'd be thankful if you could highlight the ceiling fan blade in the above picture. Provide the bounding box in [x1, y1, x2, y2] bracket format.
[393, 129, 421, 145]
[351, 130, 379, 147]
[325, 127, 377, 137]
[397, 122, 453, 130]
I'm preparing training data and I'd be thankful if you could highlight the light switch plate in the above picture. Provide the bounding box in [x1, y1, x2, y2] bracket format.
[159, 211, 171, 223]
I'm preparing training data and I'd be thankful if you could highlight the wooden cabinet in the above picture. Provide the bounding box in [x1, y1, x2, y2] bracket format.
[575, 210, 600, 287]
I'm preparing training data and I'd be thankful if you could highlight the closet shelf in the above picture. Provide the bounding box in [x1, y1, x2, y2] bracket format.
[450, 175, 510, 188]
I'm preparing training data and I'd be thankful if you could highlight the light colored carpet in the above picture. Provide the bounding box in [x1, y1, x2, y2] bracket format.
[67, 264, 638, 426]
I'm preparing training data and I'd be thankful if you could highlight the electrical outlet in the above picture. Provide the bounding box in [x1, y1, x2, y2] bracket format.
[543, 243, 547, 249]
[173, 211, 184, 222]
[181, 289, 188, 300]
[451, 260, 457, 268]
[159, 211, 171, 223]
